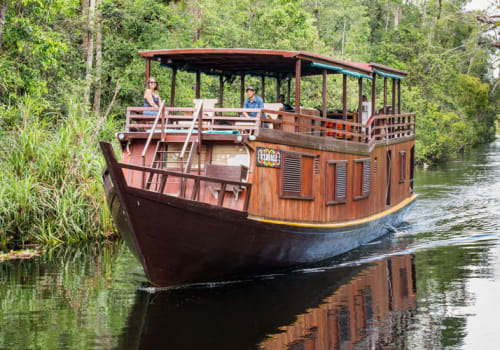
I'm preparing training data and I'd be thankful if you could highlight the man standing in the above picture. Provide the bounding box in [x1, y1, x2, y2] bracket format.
[242, 86, 264, 118]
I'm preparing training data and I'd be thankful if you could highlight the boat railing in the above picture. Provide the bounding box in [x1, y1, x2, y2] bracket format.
[125, 106, 415, 144]
[261, 109, 416, 144]
[126, 107, 263, 134]
[117, 161, 253, 212]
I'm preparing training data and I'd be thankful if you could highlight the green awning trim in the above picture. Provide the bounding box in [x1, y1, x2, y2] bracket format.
[310, 62, 343, 72]
[341, 69, 373, 80]
[373, 69, 405, 80]
[310, 62, 372, 80]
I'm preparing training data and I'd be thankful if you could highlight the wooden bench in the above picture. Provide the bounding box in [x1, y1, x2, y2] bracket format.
[205, 164, 248, 201]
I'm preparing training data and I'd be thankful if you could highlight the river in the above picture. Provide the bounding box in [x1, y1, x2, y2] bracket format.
[1, 138, 499, 349]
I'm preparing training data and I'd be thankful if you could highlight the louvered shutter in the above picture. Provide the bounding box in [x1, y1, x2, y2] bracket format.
[362, 159, 371, 195]
[335, 162, 347, 202]
[400, 151, 406, 182]
[326, 160, 347, 205]
[281, 153, 302, 197]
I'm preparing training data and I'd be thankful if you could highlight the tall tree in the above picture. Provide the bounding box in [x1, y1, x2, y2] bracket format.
[83, 0, 96, 107]
[0, 0, 6, 49]
[93, 0, 103, 114]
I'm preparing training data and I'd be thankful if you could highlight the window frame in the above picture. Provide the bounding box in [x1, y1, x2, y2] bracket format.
[325, 160, 348, 205]
[279, 151, 315, 200]
[354, 158, 371, 201]
[399, 151, 407, 183]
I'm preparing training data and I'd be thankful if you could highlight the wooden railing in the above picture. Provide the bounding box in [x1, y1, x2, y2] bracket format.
[125, 106, 415, 144]
[261, 109, 416, 144]
[126, 107, 262, 134]
[118, 161, 253, 212]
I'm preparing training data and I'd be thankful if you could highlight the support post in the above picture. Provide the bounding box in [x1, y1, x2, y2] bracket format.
[342, 74, 347, 121]
[322, 70, 327, 118]
[240, 74, 245, 107]
[276, 77, 281, 101]
[145, 59, 151, 87]
[218, 74, 224, 114]
[170, 67, 177, 107]
[295, 59, 301, 114]
[261, 76, 265, 102]
[371, 74, 376, 116]
[358, 78, 363, 125]
[383, 77, 387, 115]
[392, 78, 396, 115]
[397, 79, 401, 114]
[195, 71, 200, 99]
[287, 78, 291, 104]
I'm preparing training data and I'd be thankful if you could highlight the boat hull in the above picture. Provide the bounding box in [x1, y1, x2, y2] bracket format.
[104, 169, 417, 287]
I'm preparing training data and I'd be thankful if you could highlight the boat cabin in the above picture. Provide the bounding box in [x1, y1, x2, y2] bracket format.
[115, 48, 416, 224]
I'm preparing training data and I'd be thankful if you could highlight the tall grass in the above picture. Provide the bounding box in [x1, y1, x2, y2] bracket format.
[0, 94, 120, 249]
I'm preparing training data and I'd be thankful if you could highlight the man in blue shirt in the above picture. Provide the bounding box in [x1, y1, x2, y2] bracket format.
[242, 86, 264, 118]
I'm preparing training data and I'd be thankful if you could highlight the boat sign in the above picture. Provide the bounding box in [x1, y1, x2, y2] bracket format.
[256, 147, 281, 168]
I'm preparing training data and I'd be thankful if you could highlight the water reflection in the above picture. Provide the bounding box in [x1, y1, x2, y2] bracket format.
[118, 254, 416, 350]
[0, 243, 143, 350]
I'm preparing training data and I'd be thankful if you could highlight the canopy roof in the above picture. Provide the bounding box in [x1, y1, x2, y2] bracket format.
[138, 48, 408, 79]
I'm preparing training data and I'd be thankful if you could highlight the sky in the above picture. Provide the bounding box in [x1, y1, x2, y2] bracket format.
[465, 0, 498, 11]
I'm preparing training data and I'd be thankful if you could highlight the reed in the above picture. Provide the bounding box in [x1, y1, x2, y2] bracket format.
[0, 95, 120, 250]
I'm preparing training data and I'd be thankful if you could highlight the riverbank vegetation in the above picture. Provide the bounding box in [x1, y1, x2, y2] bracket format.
[0, 0, 498, 248]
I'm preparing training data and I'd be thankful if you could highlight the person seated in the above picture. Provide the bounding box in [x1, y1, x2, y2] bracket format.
[143, 77, 162, 116]
[278, 94, 294, 112]
[242, 86, 264, 117]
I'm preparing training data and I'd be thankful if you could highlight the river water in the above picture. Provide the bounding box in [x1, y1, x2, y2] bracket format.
[1, 139, 499, 350]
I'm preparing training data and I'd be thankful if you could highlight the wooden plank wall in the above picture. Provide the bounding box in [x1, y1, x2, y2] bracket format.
[247, 139, 415, 223]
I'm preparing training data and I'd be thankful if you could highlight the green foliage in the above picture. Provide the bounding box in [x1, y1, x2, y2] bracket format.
[0, 94, 119, 248]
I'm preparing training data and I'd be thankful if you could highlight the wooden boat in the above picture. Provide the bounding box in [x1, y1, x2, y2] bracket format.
[100, 48, 417, 287]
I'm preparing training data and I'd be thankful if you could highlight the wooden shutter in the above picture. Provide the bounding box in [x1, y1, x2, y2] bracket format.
[326, 160, 347, 205]
[400, 151, 406, 183]
[336, 161, 347, 202]
[282, 153, 301, 196]
[354, 158, 370, 200]
[280, 151, 315, 200]
[362, 159, 371, 195]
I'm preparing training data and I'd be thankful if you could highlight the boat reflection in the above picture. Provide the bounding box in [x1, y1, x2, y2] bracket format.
[118, 254, 416, 350]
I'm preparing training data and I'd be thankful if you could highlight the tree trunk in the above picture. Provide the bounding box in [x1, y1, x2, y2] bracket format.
[437, 0, 442, 20]
[0, 0, 7, 50]
[394, 4, 401, 29]
[314, 0, 319, 34]
[83, 0, 96, 108]
[385, 0, 390, 31]
[492, 79, 500, 94]
[82, 0, 89, 59]
[341, 17, 346, 56]
[422, 0, 427, 25]
[93, 0, 103, 115]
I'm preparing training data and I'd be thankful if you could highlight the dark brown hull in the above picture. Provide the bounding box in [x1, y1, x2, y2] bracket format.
[103, 166, 417, 287]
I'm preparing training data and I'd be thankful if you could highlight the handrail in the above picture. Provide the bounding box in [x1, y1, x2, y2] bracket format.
[141, 100, 166, 158]
[118, 161, 253, 212]
[180, 101, 202, 160]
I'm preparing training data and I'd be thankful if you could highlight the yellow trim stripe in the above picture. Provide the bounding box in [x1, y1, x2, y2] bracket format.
[249, 194, 418, 228]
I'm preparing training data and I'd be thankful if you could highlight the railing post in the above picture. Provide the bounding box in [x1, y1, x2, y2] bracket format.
[218, 183, 227, 207]
[160, 104, 166, 141]
[243, 184, 252, 212]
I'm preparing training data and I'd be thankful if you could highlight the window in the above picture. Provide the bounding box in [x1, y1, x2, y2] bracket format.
[410, 146, 415, 192]
[280, 151, 315, 200]
[399, 151, 406, 183]
[326, 160, 347, 205]
[354, 158, 371, 200]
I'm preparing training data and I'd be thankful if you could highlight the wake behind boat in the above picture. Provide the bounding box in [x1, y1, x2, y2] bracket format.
[100, 48, 417, 287]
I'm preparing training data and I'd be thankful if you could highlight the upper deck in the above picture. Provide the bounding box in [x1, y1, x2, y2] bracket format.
[120, 48, 415, 152]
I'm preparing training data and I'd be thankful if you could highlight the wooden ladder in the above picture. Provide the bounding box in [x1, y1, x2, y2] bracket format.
[144, 101, 203, 198]
[145, 139, 198, 191]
